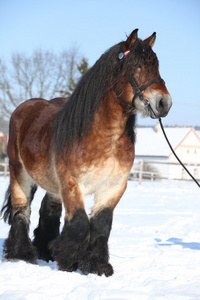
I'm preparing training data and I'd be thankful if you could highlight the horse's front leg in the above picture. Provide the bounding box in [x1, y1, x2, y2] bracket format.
[51, 176, 90, 272]
[79, 183, 127, 277]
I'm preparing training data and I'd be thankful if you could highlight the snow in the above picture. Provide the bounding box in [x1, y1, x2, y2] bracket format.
[0, 176, 200, 299]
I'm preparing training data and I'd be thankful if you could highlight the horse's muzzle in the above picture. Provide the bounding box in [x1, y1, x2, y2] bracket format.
[149, 93, 172, 119]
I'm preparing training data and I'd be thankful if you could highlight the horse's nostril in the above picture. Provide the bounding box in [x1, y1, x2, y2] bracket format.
[159, 98, 164, 109]
[156, 98, 165, 113]
[155, 95, 172, 118]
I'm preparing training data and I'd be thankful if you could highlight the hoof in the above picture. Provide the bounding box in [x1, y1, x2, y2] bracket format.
[3, 237, 38, 264]
[79, 260, 114, 277]
[58, 262, 78, 272]
[32, 237, 55, 262]
[49, 237, 79, 272]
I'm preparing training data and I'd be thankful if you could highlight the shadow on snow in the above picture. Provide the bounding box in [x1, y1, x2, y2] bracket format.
[155, 237, 200, 250]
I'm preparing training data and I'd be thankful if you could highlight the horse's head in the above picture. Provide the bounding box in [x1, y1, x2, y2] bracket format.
[117, 29, 172, 119]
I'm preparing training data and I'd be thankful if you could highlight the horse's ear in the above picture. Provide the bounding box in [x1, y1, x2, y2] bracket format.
[124, 29, 138, 51]
[144, 32, 156, 48]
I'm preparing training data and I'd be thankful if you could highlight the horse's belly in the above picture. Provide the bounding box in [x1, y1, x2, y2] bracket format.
[23, 163, 59, 195]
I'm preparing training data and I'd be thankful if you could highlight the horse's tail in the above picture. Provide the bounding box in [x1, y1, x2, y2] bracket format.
[1, 183, 12, 224]
[0, 183, 38, 225]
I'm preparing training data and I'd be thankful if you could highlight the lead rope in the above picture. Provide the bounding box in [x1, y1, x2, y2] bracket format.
[146, 102, 200, 188]
[158, 117, 200, 188]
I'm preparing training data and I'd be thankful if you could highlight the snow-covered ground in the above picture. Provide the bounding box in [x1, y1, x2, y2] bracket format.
[0, 176, 200, 299]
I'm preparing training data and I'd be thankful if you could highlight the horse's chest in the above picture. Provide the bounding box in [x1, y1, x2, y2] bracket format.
[78, 156, 131, 196]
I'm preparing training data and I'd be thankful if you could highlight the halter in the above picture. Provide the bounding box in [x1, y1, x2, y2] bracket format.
[129, 77, 164, 106]
[118, 45, 164, 107]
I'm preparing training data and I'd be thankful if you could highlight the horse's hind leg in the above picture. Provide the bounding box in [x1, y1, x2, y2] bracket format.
[32, 193, 62, 262]
[3, 164, 37, 263]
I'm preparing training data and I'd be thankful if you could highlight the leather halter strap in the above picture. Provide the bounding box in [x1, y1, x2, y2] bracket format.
[130, 77, 164, 106]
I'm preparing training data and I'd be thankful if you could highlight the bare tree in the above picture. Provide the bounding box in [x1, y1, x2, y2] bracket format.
[0, 47, 89, 119]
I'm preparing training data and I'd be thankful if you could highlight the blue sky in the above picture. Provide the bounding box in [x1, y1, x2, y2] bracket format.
[1, 0, 200, 127]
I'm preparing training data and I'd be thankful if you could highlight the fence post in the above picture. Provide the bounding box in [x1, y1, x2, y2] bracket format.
[4, 157, 8, 178]
[138, 160, 144, 185]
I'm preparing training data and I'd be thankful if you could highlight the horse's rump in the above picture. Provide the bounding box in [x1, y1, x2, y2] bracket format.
[7, 98, 66, 193]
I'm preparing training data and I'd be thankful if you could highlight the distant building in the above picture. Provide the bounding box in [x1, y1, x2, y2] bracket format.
[131, 125, 200, 180]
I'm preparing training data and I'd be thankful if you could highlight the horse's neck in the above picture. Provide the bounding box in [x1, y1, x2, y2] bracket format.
[94, 91, 129, 139]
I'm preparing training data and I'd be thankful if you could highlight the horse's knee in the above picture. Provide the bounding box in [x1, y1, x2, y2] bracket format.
[62, 209, 89, 243]
[53, 209, 90, 272]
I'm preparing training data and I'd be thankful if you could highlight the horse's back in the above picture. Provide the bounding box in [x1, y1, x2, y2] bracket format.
[11, 97, 67, 119]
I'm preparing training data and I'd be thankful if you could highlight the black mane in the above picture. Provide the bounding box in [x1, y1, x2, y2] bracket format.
[53, 38, 158, 153]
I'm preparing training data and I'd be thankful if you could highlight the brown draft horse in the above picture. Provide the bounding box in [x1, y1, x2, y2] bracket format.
[1, 29, 172, 276]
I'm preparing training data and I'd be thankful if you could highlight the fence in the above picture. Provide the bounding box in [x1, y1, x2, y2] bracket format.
[129, 159, 200, 184]
[0, 158, 9, 178]
[1, 158, 200, 185]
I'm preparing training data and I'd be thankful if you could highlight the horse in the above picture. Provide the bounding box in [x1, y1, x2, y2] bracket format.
[1, 29, 172, 276]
